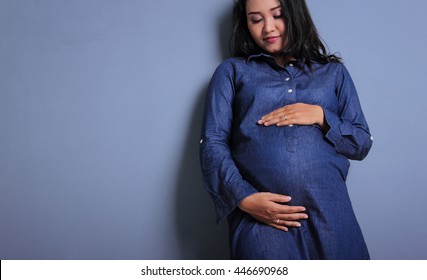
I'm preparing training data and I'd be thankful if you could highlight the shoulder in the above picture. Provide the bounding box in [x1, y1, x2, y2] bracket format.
[327, 62, 352, 78]
[311, 61, 345, 73]
[310, 62, 352, 81]
[210, 57, 247, 82]
[326, 62, 354, 84]
[325, 62, 350, 75]
[214, 57, 246, 72]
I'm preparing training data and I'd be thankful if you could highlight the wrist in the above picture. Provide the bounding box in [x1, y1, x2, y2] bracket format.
[316, 105, 328, 131]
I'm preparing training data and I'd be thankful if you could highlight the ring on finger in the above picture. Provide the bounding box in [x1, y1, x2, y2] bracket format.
[276, 219, 280, 224]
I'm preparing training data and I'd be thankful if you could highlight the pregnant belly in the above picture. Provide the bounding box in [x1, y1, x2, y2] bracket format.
[232, 125, 350, 206]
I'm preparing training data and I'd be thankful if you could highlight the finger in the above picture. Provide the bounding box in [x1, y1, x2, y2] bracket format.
[258, 109, 287, 125]
[269, 113, 295, 126]
[277, 114, 310, 127]
[258, 113, 276, 124]
[280, 110, 302, 125]
[266, 193, 292, 203]
[273, 219, 302, 228]
[259, 115, 283, 126]
[260, 103, 300, 122]
[280, 220, 302, 227]
[268, 223, 289, 232]
[278, 213, 309, 221]
[274, 205, 306, 214]
[276, 117, 292, 127]
[276, 111, 298, 127]
[263, 205, 306, 219]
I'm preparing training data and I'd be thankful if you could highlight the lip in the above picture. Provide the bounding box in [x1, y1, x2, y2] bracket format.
[265, 36, 280, 43]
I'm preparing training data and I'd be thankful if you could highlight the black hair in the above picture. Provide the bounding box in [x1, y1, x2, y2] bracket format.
[231, 0, 341, 67]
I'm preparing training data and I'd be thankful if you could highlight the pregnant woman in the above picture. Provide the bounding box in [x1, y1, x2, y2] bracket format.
[199, 0, 373, 259]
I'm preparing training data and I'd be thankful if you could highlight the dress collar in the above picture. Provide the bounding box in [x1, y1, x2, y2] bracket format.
[247, 53, 300, 68]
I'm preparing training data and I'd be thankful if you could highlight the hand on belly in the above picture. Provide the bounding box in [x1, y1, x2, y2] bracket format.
[238, 192, 309, 231]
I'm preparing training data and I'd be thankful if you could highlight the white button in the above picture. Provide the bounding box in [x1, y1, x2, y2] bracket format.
[200, 139, 204, 144]
[285, 77, 290, 81]
[370, 136, 374, 141]
[289, 63, 294, 67]
[288, 89, 293, 93]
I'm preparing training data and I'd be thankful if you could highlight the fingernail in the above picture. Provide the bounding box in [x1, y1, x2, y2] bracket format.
[303, 215, 308, 219]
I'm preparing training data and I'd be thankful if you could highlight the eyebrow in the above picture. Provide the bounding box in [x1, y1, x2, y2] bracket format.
[247, 5, 281, 16]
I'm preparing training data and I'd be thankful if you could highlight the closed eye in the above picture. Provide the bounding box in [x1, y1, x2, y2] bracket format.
[250, 18, 262, 24]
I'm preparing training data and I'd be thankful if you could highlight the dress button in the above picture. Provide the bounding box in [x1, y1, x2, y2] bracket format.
[200, 139, 204, 144]
[289, 63, 294, 67]
[285, 77, 290, 82]
[288, 89, 293, 93]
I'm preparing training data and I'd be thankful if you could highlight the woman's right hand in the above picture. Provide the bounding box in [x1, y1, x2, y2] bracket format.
[238, 192, 308, 232]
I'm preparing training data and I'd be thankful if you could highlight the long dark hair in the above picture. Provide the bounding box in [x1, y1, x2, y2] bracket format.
[231, 0, 341, 67]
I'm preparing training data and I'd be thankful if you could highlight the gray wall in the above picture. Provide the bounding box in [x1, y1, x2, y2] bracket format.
[0, 0, 426, 259]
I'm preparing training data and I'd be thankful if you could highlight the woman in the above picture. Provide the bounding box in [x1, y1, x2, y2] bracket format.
[199, 0, 373, 259]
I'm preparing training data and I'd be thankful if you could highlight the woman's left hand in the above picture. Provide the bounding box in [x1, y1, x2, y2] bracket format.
[258, 103, 327, 130]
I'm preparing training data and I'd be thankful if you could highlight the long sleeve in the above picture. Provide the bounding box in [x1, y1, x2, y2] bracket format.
[323, 65, 373, 160]
[199, 61, 258, 223]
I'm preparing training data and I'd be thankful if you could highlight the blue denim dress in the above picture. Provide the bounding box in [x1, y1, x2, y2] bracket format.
[199, 54, 373, 259]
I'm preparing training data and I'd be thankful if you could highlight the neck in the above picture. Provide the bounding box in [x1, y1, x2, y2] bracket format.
[274, 54, 294, 67]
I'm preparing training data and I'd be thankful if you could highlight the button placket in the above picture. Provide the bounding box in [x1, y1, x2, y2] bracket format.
[282, 68, 296, 101]
[285, 63, 298, 96]
[286, 76, 294, 94]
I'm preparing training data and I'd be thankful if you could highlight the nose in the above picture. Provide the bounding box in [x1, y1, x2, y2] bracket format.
[264, 17, 275, 34]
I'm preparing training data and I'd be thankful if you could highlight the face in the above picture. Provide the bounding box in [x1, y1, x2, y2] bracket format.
[246, 0, 288, 59]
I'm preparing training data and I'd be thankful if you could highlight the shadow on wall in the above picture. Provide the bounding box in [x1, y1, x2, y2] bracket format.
[174, 86, 229, 259]
[173, 5, 233, 259]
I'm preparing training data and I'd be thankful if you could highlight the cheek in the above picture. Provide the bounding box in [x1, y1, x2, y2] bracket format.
[278, 19, 286, 32]
[247, 24, 255, 36]
[247, 25, 262, 41]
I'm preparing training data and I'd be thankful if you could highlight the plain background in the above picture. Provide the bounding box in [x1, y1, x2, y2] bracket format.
[1, 0, 426, 260]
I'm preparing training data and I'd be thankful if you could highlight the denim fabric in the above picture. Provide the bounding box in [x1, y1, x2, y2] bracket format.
[199, 54, 373, 259]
